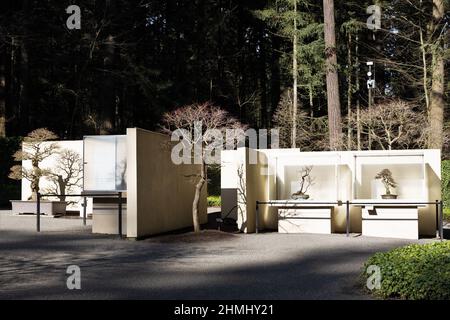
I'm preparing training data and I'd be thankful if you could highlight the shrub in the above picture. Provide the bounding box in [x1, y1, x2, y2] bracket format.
[444, 208, 450, 221]
[362, 241, 450, 300]
[207, 196, 221, 207]
[0, 137, 22, 208]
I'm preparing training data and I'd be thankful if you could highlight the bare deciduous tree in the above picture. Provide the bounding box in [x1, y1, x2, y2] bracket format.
[8, 128, 59, 200]
[356, 100, 428, 150]
[44, 149, 83, 203]
[162, 102, 245, 233]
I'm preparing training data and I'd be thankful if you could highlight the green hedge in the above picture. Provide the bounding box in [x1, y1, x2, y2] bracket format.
[207, 196, 221, 207]
[362, 241, 450, 300]
[0, 137, 22, 208]
[445, 208, 450, 221]
[443, 160, 450, 210]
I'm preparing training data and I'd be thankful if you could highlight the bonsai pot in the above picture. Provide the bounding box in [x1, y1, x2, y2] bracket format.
[292, 194, 310, 200]
[381, 194, 398, 200]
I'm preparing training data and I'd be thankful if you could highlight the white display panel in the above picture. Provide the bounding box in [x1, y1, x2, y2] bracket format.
[274, 154, 341, 201]
[83, 135, 127, 192]
[281, 165, 337, 200]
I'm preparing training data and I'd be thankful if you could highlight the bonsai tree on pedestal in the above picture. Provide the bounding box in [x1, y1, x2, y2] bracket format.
[375, 169, 398, 200]
[44, 149, 83, 203]
[9, 128, 59, 200]
[292, 166, 315, 200]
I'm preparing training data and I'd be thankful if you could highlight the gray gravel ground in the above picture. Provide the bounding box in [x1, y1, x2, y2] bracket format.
[0, 212, 435, 300]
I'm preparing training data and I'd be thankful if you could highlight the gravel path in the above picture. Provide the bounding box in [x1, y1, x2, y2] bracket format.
[0, 214, 434, 300]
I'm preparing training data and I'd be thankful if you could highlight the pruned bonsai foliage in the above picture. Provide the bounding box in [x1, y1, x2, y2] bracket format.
[8, 128, 59, 200]
[375, 169, 398, 199]
[292, 166, 315, 200]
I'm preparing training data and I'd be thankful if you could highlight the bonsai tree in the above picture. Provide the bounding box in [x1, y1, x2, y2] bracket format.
[375, 169, 398, 197]
[8, 128, 59, 200]
[44, 149, 83, 203]
[162, 102, 245, 233]
[292, 166, 315, 199]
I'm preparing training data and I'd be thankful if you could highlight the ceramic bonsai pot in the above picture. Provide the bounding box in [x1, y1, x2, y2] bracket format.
[292, 194, 310, 200]
[381, 194, 398, 200]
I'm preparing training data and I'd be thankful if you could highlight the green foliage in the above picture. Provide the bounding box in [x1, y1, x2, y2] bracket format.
[207, 196, 222, 207]
[0, 137, 22, 208]
[442, 160, 450, 209]
[362, 242, 450, 300]
[254, 0, 325, 98]
[444, 208, 450, 221]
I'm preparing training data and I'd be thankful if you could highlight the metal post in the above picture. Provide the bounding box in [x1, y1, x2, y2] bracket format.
[255, 201, 259, 234]
[118, 192, 123, 238]
[36, 192, 41, 232]
[83, 197, 87, 226]
[439, 201, 444, 241]
[346, 201, 350, 237]
[436, 200, 440, 238]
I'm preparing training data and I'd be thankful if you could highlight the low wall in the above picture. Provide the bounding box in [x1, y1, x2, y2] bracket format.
[222, 148, 441, 237]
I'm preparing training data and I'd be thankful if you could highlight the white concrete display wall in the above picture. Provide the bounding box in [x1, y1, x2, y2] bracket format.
[221, 148, 441, 237]
[126, 128, 207, 239]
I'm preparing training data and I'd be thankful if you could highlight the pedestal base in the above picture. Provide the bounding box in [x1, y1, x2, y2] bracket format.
[278, 207, 333, 234]
[362, 206, 419, 240]
[92, 197, 127, 235]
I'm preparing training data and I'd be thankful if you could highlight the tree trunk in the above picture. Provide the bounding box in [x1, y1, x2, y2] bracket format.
[10, 36, 17, 132]
[323, 0, 343, 151]
[355, 35, 361, 150]
[292, 0, 298, 148]
[100, 34, 116, 134]
[420, 27, 430, 113]
[18, 38, 30, 134]
[259, 26, 268, 129]
[429, 0, 445, 150]
[347, 32, 352, 150]
[192, 161, 206, 233]
[270, 34, 281, 128]
[0, 47, 6, 138]
[57, 175, 66, 202]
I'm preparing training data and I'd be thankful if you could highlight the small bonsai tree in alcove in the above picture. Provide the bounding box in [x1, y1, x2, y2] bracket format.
[292, 166, 315, 200]
[8, 128, 59, 200]
[375, 169, 398, 199]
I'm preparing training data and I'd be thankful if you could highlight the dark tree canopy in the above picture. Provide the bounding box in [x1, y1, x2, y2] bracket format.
[0, 0, 448, 151]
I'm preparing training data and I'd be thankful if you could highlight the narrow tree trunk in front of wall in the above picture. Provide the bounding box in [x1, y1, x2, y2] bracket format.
[192, 161, 206, 233]
[429, 0, 445, 150]
[323, 0, 343, 151]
